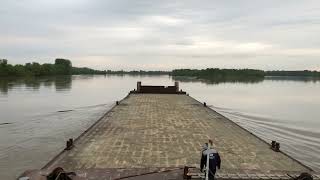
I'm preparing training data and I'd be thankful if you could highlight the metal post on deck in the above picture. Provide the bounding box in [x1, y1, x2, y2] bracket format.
[137, 81, 141, 92]
[175, 82, 179, 92]
[65, 138, 74, 150]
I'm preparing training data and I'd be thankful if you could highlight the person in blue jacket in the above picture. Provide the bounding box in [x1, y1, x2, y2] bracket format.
[200, 141, 221, 180]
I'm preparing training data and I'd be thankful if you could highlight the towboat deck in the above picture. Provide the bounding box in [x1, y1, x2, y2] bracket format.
[44, 93, 311, 177]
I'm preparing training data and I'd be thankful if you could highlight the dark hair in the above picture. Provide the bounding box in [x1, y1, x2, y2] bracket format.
[209, 140, 213, 145]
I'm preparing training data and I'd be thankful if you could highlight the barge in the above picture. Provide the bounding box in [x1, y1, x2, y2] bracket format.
[19, 82, 319, 180]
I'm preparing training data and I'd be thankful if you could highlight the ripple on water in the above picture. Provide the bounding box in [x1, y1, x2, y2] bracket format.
[215, 107, 320, 171]
[0, 103, 113, 180]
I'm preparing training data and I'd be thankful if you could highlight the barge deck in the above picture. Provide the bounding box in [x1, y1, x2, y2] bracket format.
[20, 82, 318, 180]
[45, 94, 313, 174]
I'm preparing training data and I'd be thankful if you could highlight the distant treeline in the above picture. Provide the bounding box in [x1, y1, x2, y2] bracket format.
[172, 68, 265, 81]
[72, 67, 106, 75]
[105, 70, 170, 75]
[2, 58, 320, 78]
[171, 68, 320, 79]
[266, 70, 320, 77]
[0, 59, 106, 76]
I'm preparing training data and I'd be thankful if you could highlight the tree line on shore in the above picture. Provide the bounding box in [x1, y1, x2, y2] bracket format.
[105, 70, 170, 75]
[0, 59, 170, 77]
[172, 68, 320, 79]
[1, 59, 320, 78]
[0, 59, 106, 76]
[265, 70, 320, 77]
[172, 68, 265, 77]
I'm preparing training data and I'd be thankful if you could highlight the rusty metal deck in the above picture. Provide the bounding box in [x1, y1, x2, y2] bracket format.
[43, 94, 313, 179]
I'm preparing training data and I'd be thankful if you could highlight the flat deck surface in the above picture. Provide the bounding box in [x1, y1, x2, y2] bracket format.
[47, 94, 310, 174]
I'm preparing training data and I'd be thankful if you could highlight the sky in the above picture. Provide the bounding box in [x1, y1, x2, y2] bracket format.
[1, 0, 320, 71]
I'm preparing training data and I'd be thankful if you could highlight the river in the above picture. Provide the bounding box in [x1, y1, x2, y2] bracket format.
[0, 75, 319, 179]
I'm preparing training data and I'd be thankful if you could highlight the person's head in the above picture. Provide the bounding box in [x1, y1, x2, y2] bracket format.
[208, 140, 215, 149]
[209, 140, 213, 146]
[203, 143, 208, 150]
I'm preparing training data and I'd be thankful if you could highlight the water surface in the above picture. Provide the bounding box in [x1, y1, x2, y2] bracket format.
[0, 75, 319, 179]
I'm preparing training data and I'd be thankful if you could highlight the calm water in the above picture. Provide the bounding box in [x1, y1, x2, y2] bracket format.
[0, 75, 319, 179]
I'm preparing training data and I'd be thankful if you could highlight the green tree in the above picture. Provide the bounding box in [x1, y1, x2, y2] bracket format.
[41, 63, 56, 75]
[31, 62, 42, 76]
[54, 58, 72, 75]
[0, 59, 9, 76]
[0, 59, 8, 66]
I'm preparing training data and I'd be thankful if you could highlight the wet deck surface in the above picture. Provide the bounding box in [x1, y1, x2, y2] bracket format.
[46, 94, 310, 174]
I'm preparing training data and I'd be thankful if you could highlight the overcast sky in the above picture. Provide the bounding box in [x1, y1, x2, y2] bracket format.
[1, 0, 320, 70]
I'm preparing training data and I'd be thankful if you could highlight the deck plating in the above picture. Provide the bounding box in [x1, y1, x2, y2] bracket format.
[19, 82, 317, 180]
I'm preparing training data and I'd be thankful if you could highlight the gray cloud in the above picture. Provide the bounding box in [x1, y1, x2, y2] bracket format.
[1, 0, 320, 70]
